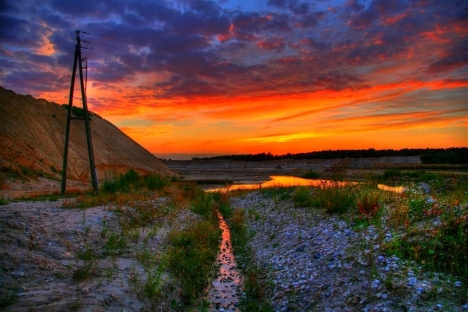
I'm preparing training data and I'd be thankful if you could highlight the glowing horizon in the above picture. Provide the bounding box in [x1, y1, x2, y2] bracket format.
[1, 0, 467, 156]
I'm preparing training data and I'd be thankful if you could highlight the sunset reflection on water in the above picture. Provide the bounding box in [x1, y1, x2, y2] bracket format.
[377, 184, 405, 193]
[208, 175, 348, 192]
[207, 176, 404, 194]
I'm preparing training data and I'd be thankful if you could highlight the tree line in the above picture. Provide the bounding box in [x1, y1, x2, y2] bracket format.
[192, 148, 468, 164]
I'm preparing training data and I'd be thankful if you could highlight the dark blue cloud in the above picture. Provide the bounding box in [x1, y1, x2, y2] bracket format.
[49, 0, 124, 19]
[345, 0, 365, 12]
[427, 38, 468, 74]
[294, 11, 325, 28]
[2, 70, 68, 94]
[0, 15, 42, 48]
[0, 0, 467, 103]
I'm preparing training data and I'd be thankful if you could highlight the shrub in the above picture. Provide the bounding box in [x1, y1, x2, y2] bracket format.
[121, 168, 139, 185]
[301, 170, 320, 179]
[358, 195, 380, 218]
[292, 186, 311, 207]
[101, 169, 168, 193]
[101, 178, 120, 194]
[190, 193, 214, 218]
[144, 174, 167, 190]
[310, 183, 357, 214]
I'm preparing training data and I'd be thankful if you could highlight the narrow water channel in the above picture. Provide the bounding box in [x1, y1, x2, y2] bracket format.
[206, 212, 242, 311]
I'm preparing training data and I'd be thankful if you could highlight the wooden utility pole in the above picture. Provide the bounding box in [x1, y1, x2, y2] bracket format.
[61, 30, 98, 194]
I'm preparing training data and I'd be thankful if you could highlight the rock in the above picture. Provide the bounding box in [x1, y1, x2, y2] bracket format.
[295, 244, 306, 252]
[11, 271, 25, 278]
[418, 182, 431, 194]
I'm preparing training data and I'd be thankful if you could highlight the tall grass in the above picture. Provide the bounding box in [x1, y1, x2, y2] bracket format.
[101, 169, 170, 193]
[288, 173, 468, 284]
[382, 186, 468, 284]
[292, 181, 358, 214]
[166, 220, 220, 304]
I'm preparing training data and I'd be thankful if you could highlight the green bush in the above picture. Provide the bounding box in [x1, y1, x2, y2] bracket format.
[190, 193, 213, 218]
[101, 169, 168, 193]
[144, 174, 167, 190]
[292, 186, 311, 207]
[101, 178, 120, 194]
[301, 170, 320, 179]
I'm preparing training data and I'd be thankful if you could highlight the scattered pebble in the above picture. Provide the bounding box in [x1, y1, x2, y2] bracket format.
[229, 191, 467, 312]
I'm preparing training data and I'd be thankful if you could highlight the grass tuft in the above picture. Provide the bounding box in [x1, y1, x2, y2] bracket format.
[166, 220, 220, 304]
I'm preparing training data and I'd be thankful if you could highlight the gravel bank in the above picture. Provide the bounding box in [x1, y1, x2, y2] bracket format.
[231, 191, 467, 312]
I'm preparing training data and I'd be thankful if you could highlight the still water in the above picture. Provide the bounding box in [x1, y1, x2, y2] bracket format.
[208, 175, 404, 194]
[208, 175, 349, 192]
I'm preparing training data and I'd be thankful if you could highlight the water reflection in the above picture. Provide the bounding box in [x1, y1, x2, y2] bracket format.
[208, 175, 348, 192]
[206, 212, 242, 311]
[207, 176, 405, 196]
[377, 184, 405, 193]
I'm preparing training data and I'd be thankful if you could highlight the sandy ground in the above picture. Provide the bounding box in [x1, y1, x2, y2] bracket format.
[0, 199, 143, 311]
[0, 197, 195, 311]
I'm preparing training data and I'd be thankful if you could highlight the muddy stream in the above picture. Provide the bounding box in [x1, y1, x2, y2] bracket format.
[206, 212, 242, 311]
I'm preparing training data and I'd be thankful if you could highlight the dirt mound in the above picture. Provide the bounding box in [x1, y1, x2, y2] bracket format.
[0, 86, 174, 192]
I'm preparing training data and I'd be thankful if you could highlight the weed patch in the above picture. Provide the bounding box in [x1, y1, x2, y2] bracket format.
[190, 192, 214, 219]
[310, 182, 357, 214]
[357, 194, 380, 219]
[101, 169, 170, 194]
[166, 220, 220, 304]
[292, 186, 311, 207]
[104, 231, 127, 255]
[0, 197, 9, 205]
[226, 208, 273, 311]
[72, 260, 96, 282]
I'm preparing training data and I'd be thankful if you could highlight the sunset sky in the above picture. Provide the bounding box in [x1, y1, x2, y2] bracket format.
[1, 0, 467, 159]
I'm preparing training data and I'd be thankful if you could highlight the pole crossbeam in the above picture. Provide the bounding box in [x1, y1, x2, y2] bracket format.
[61, 30, 99, 195]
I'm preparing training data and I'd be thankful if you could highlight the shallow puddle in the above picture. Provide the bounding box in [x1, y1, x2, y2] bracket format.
[206, 212, 242, 311]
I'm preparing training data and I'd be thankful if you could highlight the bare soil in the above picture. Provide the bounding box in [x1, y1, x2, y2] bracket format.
[0, 197, 195, 311]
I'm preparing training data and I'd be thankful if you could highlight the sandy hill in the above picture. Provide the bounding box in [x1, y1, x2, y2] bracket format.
[0, 86, 174, 191]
